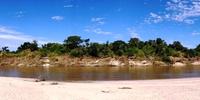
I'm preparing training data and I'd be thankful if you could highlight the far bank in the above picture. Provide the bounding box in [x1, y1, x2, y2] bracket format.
[1, 53, 200, 67]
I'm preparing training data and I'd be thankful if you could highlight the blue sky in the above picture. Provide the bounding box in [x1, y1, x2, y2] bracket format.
[1, 0, 200, 50]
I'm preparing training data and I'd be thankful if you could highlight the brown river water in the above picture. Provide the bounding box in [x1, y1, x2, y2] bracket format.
[0, 66, 200, 81]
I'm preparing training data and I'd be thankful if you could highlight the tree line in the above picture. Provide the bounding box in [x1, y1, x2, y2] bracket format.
[1, 35, 200, 62]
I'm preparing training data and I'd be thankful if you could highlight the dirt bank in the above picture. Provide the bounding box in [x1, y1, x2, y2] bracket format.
[1, 56, 200, 67]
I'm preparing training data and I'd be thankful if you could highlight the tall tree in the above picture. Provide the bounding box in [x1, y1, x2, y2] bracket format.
[195, 44, 200, 56]
[63, 36, 83, 51]
[17, 40, 38, 52]
[111, 40, 127, 56]
[169, 41, 185, 51]
[128, 38, 140, 48]
[1, 46, 9, 52]
[41, 43, 64, 54]
[154, 38, 167, 56]
[88, 43, 102, 57]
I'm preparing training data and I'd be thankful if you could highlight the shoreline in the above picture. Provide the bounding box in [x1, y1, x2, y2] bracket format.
[0, 77, 200, 100]
[1, 56, 200, 67]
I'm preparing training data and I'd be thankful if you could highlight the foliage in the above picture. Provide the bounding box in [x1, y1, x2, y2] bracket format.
[1, 46, 9, 52]
[142, 44, 155, 57]
[111, 40, 127, 56]
[69, 48, 85, 57]
[169, 41, 186, 51]
[128, 38, 140, 48]
[63, 36, 83, 52]
[17, 40, 39, 52]
[100, 42, 114, 57]
[2, 35, 200, 62]
[87, 43, 102, 57]
[41, 43, 65, 55]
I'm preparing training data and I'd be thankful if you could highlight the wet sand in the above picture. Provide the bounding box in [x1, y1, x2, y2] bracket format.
[0, 77, 200, 100]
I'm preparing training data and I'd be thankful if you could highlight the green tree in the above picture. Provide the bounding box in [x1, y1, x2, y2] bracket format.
[111, 40, 127, 56]
[87, 43, 102, 57]
[126, 47, 138, 57]
[69, 48, 85, 57]
[154, 38, 167, 56]
[17, 40, 38, 52]
[83, 39, 90, 47]
[186, 49, 197, 58]
[63, 36, 83, 52]
[169, 41, 186, 51]
[164, 47, 177, 56]
[195, 44, 200, 56]
[126, 47, 145, 58]
[41, 43, 65, 55]
[142, 44, 155, 57]
[101, 41, 113, 57]
[1, 46, 10, 52]
[128, 38, 140, 48]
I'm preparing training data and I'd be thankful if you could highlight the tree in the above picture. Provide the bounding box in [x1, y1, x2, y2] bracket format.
[142, 44, 155, 57]
[186, 49, 197, 58]
[3, 35, 199, 60]
[63, 36, 83, 51]
[69, 48, 85, 57]
[145, 40, 156, 46]
[164, 47, 177, 56]
[126, 47, 138, 57]
[17, 40, 38, 52]
[41, 43, 65, 55]
[101, 41, 113, 57]
[126, 47, 145, 58]
[87, 43, 102, 57]
[195, 44, 200, 56]
[111, 40, 127, 56]
[154, 38, 167, 56]
[169, 41, 185, 51]
[1, 46, 10, 52]
[128, 38, 140, 48]
[84, 39, 90, 47]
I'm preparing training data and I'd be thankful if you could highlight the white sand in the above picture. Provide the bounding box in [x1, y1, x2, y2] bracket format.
[0, 77, 200, 100]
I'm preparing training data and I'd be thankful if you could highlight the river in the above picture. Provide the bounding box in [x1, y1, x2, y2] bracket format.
[0, 66, 200, 81]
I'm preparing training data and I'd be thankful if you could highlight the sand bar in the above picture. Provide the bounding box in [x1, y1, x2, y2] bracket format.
[0, 77, 200, 100]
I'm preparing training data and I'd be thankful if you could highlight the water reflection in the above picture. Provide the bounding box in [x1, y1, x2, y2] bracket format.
[0, 66, 200, 81]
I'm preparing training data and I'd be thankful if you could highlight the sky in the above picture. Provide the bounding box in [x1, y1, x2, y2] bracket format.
[1, 0, 200, 50]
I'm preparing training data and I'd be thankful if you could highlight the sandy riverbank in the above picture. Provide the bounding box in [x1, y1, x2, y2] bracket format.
[0, 77, 200, 100]
[2, 55, 200, 67]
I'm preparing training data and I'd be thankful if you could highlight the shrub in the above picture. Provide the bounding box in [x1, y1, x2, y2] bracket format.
[69, 48, 84, 57]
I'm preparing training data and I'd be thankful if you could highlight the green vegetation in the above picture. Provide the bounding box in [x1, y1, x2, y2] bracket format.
[1, 35, 200, 63]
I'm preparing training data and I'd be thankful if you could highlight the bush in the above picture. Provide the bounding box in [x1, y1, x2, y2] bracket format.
[69, 48, 84, 57]
[162, 56, 172, 64]
[125, 47, 145, 58]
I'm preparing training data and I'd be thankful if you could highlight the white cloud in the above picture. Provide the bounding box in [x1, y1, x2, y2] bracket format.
[0, 34, 32, 41]
[127, 27, 140, 38]
[0, 26, 22, 34]
[192, 32, 200, 35]
[146, 0, 200, 24]
[51, 16, 64, 21]
[84, 28, 112, 35]
[145, 12, 163, 23]
[0, 26, 53, 50]
[64, 5, 73, 8]
[84, 17, 110, 35]
[91, 17, 105, 25]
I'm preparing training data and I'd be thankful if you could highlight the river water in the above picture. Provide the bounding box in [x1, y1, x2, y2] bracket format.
[0, 66, 200, 81]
